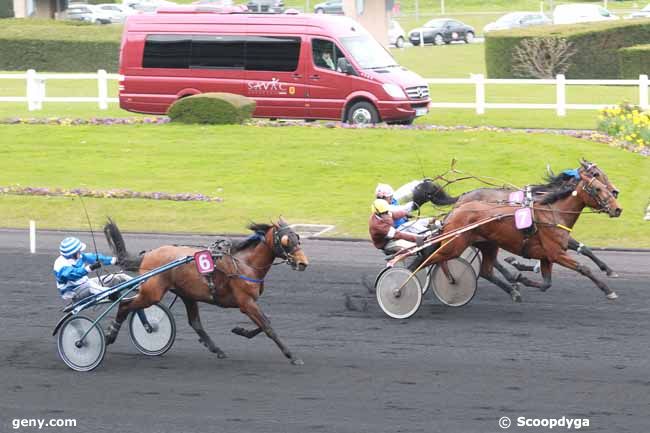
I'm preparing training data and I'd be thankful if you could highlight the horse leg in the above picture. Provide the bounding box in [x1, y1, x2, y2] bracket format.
[476, 244, 522, 302]
[105, 281, 165, 345]
[514, 259, 553, 291]
[568, 238, 618, 278]
[231, 326, 263, 339]
[493, 260, 522, 283]
[182, 298, 226, 358]
[503, 256, 539, 272]
[238, 297, 303, 365]
[553, 253, 618, 300]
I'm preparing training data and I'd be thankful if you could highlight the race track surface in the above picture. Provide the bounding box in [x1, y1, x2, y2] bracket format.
[1, 229, 649, 433]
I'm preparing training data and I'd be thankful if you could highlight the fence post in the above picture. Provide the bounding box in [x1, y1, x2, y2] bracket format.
[97, 69, 108, 110]
[556, 74, 566, 117]
[474, 74, 485, 115]
[639, 74, 648, 110]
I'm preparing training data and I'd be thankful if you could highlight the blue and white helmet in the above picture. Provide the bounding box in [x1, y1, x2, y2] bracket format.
[59, 237, 86, 258]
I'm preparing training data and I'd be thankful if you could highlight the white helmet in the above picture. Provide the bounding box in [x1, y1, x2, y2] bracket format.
[375, 183, 394, 199]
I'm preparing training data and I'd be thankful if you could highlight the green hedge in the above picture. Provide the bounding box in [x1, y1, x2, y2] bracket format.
[167, 93, 257, 124]
[0, 0, 14, 18]
[485, 19, 650, 79]
[0, 19, 121, 72]
[618, 44, 650, 79]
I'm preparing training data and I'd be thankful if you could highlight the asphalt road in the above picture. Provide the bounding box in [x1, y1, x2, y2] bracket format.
[1, 229, 649, 433]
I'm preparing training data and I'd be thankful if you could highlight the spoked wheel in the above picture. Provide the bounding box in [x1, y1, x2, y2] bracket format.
[460, 246, 482, 279]
[431, 257, 478, 307]
[393, 258, 431, 294]
[128, 303, 176, 356]
[376, 267, 423, 319]
[57, 315, 106, 372]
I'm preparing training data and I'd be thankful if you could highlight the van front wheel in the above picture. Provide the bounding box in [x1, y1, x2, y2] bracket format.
[347, 101, 379, 125]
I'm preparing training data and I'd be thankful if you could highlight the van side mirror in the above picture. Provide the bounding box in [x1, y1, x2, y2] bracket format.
[337, 57, 356, 75]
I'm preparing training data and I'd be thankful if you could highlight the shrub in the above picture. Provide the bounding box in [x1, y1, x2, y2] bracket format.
[597, 102, 650, 151]
[167, 93, 256, 125]
[0, 19, 121, 72]
[486, 20, 650, 79]
[618, 44, 650, 79]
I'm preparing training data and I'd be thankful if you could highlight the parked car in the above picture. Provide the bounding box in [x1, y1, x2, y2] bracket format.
[119, 11, 431, 124]
[127, 0, 177, 13]
[483, 11, 551, 33]
[409, 19, 475, 46]
[553, 4, 619, 25]
[246, 0, 284, 13]
[96, 3, 137, 23]
[628, 4, 650, 18]
[66, 4, 113, 24]
[192, 0, 233, 5]
[313, 0, 342, 14]
[389, 19, 405, 48]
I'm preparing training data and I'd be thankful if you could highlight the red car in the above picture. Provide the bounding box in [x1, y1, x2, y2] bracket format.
[119, 7, 431, 124]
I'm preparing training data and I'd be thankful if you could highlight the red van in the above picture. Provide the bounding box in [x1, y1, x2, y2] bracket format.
[118, 8, 431, 124]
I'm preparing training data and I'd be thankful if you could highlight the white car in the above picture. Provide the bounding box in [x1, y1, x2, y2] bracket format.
[126, 0, 177, 13]
[553, 4, 619, 25]
[389, 20, 406, 48]
[66, 4, 114, 24]
[483, 11, 551, 33]
[96, 3, 137, 23]
[629, 4, 650, 18]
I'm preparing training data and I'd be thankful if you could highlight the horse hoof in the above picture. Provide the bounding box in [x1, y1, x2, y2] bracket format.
[511, 288, 522, 303]
[606, 292, 619, 300]
[291, 358, 304, 366]
[216, 351, 227, 359]
[231, 327, 245, 336]
[607, 272, 619, 278]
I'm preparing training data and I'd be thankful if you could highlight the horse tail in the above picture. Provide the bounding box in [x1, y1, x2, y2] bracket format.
[103, 218, 143, 271]
[429, 185, 459, 206]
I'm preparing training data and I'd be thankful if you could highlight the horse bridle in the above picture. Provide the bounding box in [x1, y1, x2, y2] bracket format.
[268, 225, 301, 266]
[580, 172, 616, 213]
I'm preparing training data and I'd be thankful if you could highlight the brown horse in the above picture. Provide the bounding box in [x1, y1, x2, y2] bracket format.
[417, 161, 622, 300]
[412, 162, 619, 278]
[102, 219, 309, 365]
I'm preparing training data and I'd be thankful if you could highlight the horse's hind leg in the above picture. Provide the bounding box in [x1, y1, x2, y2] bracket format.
[554, 253, 618, 300]
[503, 256, 538, 272]
[476, 243, 522, 303]
[182, 298, 227, 358]
[569, 238, 617, 277]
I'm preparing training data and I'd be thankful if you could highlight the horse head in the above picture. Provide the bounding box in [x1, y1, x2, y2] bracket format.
[269, 218, 309, 271]
[576, 163, 622, 218]
[412, 179, 458, 207]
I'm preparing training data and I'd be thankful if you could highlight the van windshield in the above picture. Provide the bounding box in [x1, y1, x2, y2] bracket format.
[340, 35, 398, 69]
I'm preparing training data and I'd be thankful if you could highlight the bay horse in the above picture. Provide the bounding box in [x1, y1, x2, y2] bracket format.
[414, 161, 622, 300]
[102, 218, 309, 365]
[412, 161, 619, 279]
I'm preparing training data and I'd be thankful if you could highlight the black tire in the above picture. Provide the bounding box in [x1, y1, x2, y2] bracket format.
[465, 31, 475, 44]
[128, 303, 176, 356]
[433, 33, 444, 46]
[315, 7, 324, 13]
[396, 36, 405, 48]
[346, 101, 379, 125]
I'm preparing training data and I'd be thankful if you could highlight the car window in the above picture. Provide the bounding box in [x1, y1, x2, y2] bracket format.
[312, 38, 345, 71]
[424, 19, 446, 28]
[598, 7, 611, 17]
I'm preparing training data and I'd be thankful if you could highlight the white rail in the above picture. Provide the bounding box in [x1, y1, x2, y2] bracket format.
[426, 74, 650, 116]
[0, 70, 122, 111]
[0, 70, 647, 116]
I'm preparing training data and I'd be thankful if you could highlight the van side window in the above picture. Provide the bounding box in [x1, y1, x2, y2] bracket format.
[312, 39, 345, 71]
[143, 35, 191, 69]
[245, 36, 301, 72]
[191, 35, 245, 69]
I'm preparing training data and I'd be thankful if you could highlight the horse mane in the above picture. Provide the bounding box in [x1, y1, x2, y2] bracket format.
[530, 172, 579, 204]
[231, 222, 272, 253]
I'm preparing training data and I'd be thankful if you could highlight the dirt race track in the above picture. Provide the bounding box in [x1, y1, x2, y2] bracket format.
[1, 229, 649, 433]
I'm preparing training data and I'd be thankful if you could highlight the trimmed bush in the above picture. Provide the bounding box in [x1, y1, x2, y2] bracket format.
[167, 93, 256, 124]
[486, 20, 650, 79]
[0, 0, 14, 18]
[0, 19, 121, 72]
[619, 44, 650, 79]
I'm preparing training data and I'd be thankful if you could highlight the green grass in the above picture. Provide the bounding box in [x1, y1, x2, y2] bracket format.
[1, 124, 648, 246]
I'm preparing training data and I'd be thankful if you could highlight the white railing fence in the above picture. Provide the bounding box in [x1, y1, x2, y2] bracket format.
[0, 70, 648, 116]
[426, 74, 650, 116]
[0, 69, 121, 111]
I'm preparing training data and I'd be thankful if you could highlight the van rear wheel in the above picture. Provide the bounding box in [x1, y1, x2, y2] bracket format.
[346, 101, 379, 125]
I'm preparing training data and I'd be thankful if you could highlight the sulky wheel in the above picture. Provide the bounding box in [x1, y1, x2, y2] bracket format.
[376, 267, 423, 319]
[128, 303, 176, 356]
[431, 257, 478, 307]
[58, 315, 106, 372]
[460, 246, 482, 279]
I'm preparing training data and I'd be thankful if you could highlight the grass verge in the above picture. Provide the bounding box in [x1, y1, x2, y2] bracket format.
[0, 124, 648, 246]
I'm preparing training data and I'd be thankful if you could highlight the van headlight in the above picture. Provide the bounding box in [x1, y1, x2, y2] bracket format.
[383, 83, 406, 99]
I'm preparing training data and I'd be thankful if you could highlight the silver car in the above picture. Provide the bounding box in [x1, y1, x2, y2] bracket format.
[483, 12, 551, 33]
[66, 4, 113, 24]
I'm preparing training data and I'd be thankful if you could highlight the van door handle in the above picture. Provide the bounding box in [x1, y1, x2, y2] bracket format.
[309, 74, 320, 80]
[292, 73, 303, 79]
